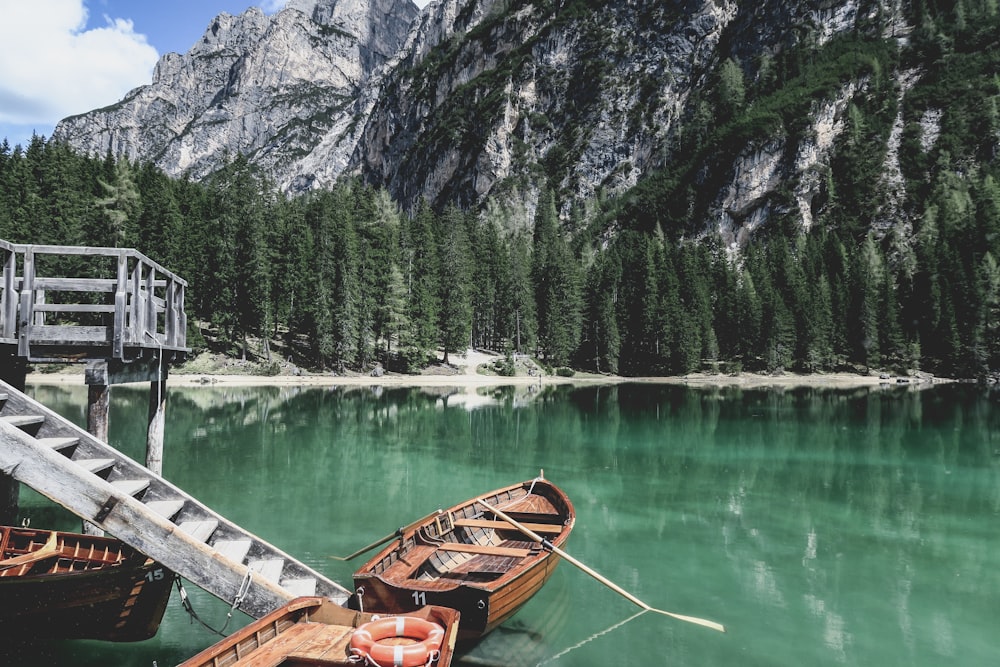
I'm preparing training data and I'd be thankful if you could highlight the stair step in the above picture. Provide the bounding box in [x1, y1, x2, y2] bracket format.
[111, 478, 151, 498]
[2, 414, 45, 429]
[0, 392, 8, 402]
[38, 436, 79, 452]
[214, 539, 253, 564]
[281, 578, 318, 597]
[178, 519, 219, 543]
[248, 558, 284, 582]
[145, 500, 185, 520]
[78, 458, 116, 475]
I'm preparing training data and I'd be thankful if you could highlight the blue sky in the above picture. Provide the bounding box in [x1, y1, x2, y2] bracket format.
[0, 0, 428, 150]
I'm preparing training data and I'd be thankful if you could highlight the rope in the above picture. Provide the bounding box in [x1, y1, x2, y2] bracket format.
[534, 610, 647, 666]
[175, 569, 254, 637]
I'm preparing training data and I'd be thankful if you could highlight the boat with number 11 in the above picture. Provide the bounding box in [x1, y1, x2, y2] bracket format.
[351, 475, 575, 642]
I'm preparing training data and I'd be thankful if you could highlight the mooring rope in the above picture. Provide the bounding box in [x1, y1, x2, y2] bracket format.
[175, 569, 253, 637]
[533, 610, 647, 666]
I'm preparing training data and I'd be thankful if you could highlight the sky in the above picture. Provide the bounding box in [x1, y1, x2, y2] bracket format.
[0, 0, 430, 150]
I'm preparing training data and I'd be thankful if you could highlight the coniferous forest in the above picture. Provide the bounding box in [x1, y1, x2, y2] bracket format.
[1, 3, 998, 379]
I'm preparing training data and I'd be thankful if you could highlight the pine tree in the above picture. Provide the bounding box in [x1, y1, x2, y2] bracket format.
[504, 230, 536, 354]
[399, 200, 440, 369]
[437, 205, 473, 364]
[96, 157, 141, 248]
[532, 190, 582, 366]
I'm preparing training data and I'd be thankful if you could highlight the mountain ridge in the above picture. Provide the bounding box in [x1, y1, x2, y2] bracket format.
[53, 0, 904, 230]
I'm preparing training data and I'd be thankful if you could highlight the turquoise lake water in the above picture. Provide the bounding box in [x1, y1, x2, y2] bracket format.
[4, 381, 998, 666]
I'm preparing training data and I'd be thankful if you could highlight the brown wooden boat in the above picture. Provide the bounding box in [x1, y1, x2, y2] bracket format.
[351, 476, 575, 642]
[178, 596, 461, 667]
[0, 525, 173, 642]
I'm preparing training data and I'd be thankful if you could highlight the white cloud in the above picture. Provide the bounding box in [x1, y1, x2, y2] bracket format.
[0, 0, 158, 127]
[259, 0, 288, 12]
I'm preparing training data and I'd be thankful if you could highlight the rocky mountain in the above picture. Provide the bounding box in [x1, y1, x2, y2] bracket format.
[54, 0, 418, 190]
[53, 0, 993, 249]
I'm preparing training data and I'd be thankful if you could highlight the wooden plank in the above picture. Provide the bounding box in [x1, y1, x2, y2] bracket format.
[111, 478, 151, 497]
[145, 500, 185, 520]
[249, 558, 285, 582]
[234, 623, 329, 667]
[214, 539, 253, 564]
[37, 436, 79, 451]
[33, 304, 117, 313]
[437, 543, 532, 558]
[32, 278, 117, 292]
[77, 458, 115, 475]
[281, 578, 318, 597]
[85, 359, 167, 386]
[454, 518, 563, 534]
[1, 415, 45, 429]
[178, 519, 219, 543]
[286, 625, 353, 661]
[26, 324, 113, 343]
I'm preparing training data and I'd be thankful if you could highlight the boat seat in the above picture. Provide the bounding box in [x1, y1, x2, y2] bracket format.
[487, 510, 563, 524]
[234, 623, 343, 667]
[454, 518, 562, 534]
[384, 544, 437, 579]
[437, 543, 532, 558]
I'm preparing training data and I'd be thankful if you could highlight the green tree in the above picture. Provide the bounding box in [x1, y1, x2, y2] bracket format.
[399, 200, 440, 369]
[437, 205, 473, 363]
[95, 157, 140, 248]
[532, 191, 582, 366]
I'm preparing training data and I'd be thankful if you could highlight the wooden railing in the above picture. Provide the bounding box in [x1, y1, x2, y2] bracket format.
[0, 242, 187, 362]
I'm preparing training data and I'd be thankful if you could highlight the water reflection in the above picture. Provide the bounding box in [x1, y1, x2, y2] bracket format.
[15, 382, 1000, 667]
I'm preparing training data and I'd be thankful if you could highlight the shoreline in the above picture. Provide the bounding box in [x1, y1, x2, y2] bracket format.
[24, 369, 949, 390]
[22, 345, 952, 390]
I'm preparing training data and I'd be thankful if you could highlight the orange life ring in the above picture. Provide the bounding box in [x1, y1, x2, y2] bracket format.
[349, 616, 445, 667]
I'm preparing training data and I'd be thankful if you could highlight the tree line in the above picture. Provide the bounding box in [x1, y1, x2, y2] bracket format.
[1, 136, 997, 378]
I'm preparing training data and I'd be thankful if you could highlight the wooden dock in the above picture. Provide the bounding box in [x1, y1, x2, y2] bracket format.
[0, 240, 352, 619]
[0, 241, 187, 364]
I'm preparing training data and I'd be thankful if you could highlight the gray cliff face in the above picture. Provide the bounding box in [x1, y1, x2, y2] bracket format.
[54, 0, 908, 242]
[53, 0, 418, 186]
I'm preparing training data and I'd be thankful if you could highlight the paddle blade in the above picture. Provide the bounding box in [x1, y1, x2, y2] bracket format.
[650, 607, 726, 633]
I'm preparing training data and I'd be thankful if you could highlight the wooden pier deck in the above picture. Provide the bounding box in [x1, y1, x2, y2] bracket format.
[0, 241, 187, 363]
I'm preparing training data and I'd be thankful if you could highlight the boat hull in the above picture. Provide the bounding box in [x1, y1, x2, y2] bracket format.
[352, 477, 575, 642]
[0, 526, 173, 642]
[178, 596, 461, 667]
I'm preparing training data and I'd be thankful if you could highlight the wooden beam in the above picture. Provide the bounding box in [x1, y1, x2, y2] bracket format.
[85, 359, 167, 386]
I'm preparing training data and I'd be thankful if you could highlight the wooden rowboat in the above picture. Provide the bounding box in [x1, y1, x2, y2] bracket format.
[0, 525, 173, 641]
[352, 476, 575, 642]
[178, 596, 461, 667]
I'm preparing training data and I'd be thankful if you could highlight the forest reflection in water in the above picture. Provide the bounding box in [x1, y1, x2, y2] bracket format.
[14, 381, 1000, 667]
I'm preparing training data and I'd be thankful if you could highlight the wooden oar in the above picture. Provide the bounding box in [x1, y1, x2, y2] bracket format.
[0, 531, 59, 571]
[476, 498, 726, 633]
[329, 510, 442, 561]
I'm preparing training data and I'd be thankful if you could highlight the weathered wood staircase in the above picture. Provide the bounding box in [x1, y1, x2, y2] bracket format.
[0, 377, 350, 618]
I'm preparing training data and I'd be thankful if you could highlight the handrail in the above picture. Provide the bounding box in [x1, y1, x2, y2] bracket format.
[6, 244, 186, 287]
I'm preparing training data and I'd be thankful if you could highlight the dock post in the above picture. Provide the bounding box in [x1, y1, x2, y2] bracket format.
[87, 379, 111, 443]
[147, 375, 166, 476]
[84, 362, 111, 535]
[0, 355, 26, 524]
